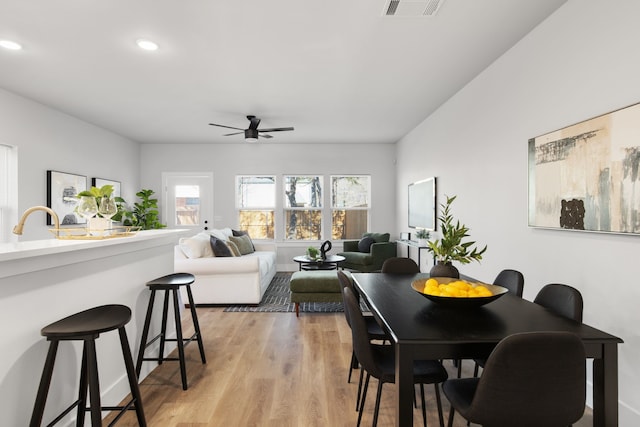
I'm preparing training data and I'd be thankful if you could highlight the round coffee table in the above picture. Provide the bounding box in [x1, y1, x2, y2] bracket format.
[293, 254, 345, 271]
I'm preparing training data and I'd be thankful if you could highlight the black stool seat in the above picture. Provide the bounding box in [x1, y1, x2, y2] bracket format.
[42, 304, 131, 339]
[146, 272, 195, 288]
[30, 304, 146, 427]
[136, 272, 206, 390]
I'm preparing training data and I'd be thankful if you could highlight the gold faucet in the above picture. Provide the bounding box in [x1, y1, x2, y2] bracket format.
[13, 206, 60, 236]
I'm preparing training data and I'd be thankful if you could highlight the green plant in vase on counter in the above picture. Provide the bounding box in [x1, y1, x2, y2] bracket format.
[76, 185, 116, 216]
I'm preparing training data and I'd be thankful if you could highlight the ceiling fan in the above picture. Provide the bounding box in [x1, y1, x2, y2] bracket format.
[209, 115, 294, 142]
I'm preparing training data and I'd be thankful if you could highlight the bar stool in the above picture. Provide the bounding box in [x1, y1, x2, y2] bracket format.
[135, 272, 206, 390]
[30, 304, 146, 427]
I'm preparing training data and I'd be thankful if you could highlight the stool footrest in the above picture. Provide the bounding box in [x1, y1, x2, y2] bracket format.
[142, 357, 181, 362]
[98, 398, 138, 425]
[47, 399, 81, 426]
[165, 333, 201, 346]
[142, 333, 164, 350]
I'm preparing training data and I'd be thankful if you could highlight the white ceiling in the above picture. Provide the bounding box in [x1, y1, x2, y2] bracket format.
[0, 0, 567, 145]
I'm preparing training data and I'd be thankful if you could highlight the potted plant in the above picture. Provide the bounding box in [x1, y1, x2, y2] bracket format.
[76, 185, 118, 232]
[115, 189, 167, 230]
[307, 246, 320, 260]
[426, 194, 487, 278]
[415, 229, 430, 247]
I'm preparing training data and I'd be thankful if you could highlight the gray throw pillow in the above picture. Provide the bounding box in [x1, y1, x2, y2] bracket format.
[229, 234, 255, 255]
[210, 236, 233, 257]
[232, 229, 256, 250]
[358, 236, 375, 253]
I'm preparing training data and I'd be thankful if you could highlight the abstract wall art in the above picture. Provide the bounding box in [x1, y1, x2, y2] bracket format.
[92, 177, 121, 197]
[528, 102, 640, 234]
[46, 170, 87, 225]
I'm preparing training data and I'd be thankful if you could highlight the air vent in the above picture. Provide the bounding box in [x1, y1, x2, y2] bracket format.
[384, 0, 445, 16]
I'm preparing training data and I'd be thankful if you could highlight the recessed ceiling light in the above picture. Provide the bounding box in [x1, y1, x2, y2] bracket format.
[136, 39, 159, 51]
[0, 40, 22, 50]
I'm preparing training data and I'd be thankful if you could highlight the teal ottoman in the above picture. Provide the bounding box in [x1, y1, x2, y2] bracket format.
[289, 271, 342, 317]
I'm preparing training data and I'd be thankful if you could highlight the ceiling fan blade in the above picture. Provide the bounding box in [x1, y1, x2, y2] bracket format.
[258, 133, 273, 139]
[209, 123, 244, 131]
[258, 127, 295, 132]
[223, 131, 244, 136]
[248, 116, 261, 130]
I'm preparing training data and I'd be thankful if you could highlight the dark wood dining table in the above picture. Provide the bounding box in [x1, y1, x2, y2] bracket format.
[351, 272, 623, 427]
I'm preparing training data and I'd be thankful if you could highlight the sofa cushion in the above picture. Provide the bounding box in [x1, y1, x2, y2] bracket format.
[358, 236, 375, 253]
[210, 236, 233, 257]
[229, 234, 255, 255]
[179, 233, 214, 259]
[364, 232, 390, 243]
[225, 240, 241, 257]
[340, 252, 373, 266]
[208, 227, 233, 241]
[232, 229, 256, 250]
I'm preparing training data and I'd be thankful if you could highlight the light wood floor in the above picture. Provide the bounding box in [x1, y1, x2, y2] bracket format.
[106, 307, 593, 426]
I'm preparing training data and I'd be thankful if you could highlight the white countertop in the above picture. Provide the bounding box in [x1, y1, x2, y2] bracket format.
[0, 228, 190, 278]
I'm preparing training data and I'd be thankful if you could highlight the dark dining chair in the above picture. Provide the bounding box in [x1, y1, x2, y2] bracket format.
[470, 269, 525, 377]
[444, 331, 586, 427]
[493, 268, 525, 297]
[534, 283, 583, 322]
[381, 257, 420, 274]
[337, 271, 389, 411]
[343, 287, 448, 427]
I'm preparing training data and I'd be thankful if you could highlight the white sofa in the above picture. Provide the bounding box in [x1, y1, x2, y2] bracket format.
[174, 230, 277, 305]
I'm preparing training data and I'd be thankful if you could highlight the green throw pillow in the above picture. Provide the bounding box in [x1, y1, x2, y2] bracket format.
[229, 234, 255, 255]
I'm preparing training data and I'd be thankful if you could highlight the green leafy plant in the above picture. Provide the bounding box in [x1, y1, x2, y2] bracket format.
[76, 185, 117, 218]
[415, 229, 430, 239]
[307, 246, 319, 259]
[77, 184, 115, 200]
[426, 195, 487, 265]
[115, 189, 166, 230]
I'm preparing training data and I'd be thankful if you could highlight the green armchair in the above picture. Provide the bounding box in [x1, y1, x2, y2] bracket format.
[337, 232, 397, 272]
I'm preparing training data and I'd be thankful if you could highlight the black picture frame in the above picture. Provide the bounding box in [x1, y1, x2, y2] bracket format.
[92, 177, 121, 197]
[46, 170, 87, 225]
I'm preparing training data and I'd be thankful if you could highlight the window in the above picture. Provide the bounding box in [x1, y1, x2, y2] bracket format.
[284, 176, 322, 240]
[175, 185, 200, 225]
[237, 176, 275, 239]
[0, 144, 17, 243]
[331, 175, 370, 240]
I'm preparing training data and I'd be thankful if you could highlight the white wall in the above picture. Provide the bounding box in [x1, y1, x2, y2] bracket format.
[0, 88, 140, 241]
[140, 142, 397, 269]
[396, 1, 640, 424]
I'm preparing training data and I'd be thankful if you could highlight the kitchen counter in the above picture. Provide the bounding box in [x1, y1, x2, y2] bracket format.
[0, 228, 190, 425]
[0, 229, 190, 278]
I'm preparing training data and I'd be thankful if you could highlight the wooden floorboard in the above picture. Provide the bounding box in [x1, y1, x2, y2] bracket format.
[106, 307, 594, 426]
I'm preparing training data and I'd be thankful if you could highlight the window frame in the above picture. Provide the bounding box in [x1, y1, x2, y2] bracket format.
[236, 175, 276, 240]
[283, 175, 323, 241]
[0, 144, 18, 243]
[330, 175, 371, 241]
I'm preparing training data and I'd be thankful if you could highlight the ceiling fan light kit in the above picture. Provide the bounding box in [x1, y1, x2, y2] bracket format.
[209, 115, 294, 142]
[245, 128, 259, 142]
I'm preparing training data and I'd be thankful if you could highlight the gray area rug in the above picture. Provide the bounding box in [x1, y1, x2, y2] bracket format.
[223, 272, 345, 313]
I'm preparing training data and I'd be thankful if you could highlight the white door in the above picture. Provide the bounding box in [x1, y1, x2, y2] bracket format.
[162, 172, 213, 232]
